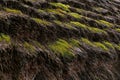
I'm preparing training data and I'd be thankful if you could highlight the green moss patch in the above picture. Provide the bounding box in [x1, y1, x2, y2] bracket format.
[115, 28, 120, 33]
[50, 2, 70, 11]
[49, 39, 75, 59]
[80, 38, 95, 47]
[103, 41, 114, 49]
[71, 21, 106, 34]
[80, 38, 109, 51]
[32, 18, 52, 26]
[69, 39, 80, 47]
[93, 42, 108, 51]
[5, 8, 22, 14]
[68, 12, 83, 19]
[23, 42, 36, 53]
[96, 20, 114, 28]
[0, 33, 11, 43]
[88, 27, 107, 34]
[114, 44, 120, 50]
[53, 20, 75, 29]
[70, 21, 87, 29]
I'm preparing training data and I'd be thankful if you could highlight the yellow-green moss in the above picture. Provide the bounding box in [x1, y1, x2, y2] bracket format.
[46, 9, 66, 17]
[70, 21, 87, 29]
[114, 44, 120, 50]
[49, 39, 75, 58]
[81, 38, 95, 47]
[53, 20, 63, 25]
[80, 38, 109, 51]
[69, 39, 80, 47]
[75, 8, 86, 13]
[70, 21, 106, 34]
[64, 23, 75, 29]
[115, 28, 120, 32]
[5, 8, 22, 14]
[53, 20, 74, 29]
[88, 27, 107, 34]
[93, 7, 108, 13]
[94, 42, 108, 51]
[0, 33, 11, 43]
[23, 42, 35, 52]
[32, 41, 44, 49]
[103, 41, 114, 49]
[32, 18, 52, 26]
[50, 2, 70, 11]
[96, 20, 113, 27]
[38, 9, 46, 14]
[69, 12, 83, 19]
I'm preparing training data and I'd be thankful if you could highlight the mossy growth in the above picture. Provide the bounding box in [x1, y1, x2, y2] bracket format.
[50, 2, 70, 11]
[75, 8, 86, 13]
[46, 9, 66, 17]
[4, 8, 22, 14]
[70, 21, 106, 34]
[88, 27, 107, 34]
[115, 28, 120, 33]
[49, 39, 75, 59]
[32, 18, 52, 26]
[32, 40, 44, 49]
[53, 20, 74, 29]
[93, 7, 108, 12]
[53, 20, 63, 26]
[103, 41, 114, 49]
[96, 20, 113, 27]
[23, 42, 35, 53]
[69, 12, 83, 19]
[69, 39, 80, 47]
[27, 0, 38, 2]
[64, 23, 75, 29]
[114, 44, 120, 50]
[38, 9, 47, 14]
[76, 8, 98, 15]
[93, 42, 108, 51]
[0, 33, 11, 43]
[80, 38, 109, 51]
[70, 21, 87, 29]
[80, 38, 95, 47]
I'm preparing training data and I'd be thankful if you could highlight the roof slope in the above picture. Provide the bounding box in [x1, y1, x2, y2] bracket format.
[0, 0, 120, 80]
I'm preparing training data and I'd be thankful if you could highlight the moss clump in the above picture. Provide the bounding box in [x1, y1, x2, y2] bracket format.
[71, 21, 106, 34]
[0, 33, 11, 43]
[115, 28, 120, 33]
[69, 39, 80, 47]
[96, 20, 113, 27]
[50, 2, 70, 11]
[88, 27, 107, 34]
[69, 12, 83, 19]
[93, 7, 104, 11]
[75, 8, 86, 13]
[80, 38, 109, 51]
[103, 41, 114, 49]
[49, 39, 75, 59]
[64, 23, 75, 29]
[114, 44, 120, 50]
[23, 42, 35, 53]
[5, 8, 22, 14]
[81, 38, 95, 47]
[94, 42, 108, 51]
[46, 9, 66, 17]
[32, 18, 52, 26]
[53, 20, 74, 29]
[38, 9, 47, 14]
[53, 20, 63, 26]
[70, 21, 87, 29]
